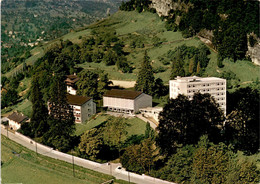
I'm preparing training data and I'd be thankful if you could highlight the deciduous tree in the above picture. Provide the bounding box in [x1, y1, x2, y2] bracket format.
[156, 93, 224, 156]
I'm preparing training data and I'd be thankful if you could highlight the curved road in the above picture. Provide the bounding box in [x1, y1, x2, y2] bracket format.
[1, 127, 175, 184]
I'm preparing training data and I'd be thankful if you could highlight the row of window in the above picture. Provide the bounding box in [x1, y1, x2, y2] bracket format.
[187, 88, 225, 93]
[187, 82, 225, 88]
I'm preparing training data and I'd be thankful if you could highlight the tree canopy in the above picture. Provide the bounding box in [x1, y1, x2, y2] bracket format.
[135, 51, 155, 95]
[156, 93, 224, 156]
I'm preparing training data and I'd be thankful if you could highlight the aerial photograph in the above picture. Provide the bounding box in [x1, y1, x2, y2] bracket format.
[1, 0, 259, 183]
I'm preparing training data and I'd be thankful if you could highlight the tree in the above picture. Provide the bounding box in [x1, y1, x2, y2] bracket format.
[43, 74, 75, 152]
[30, 75, 49, 137]
[191, 136, 234, 184]
[224, 87, 259, 154]
[135, 51, 155, 95]
[102, 117, 128, 157]
[76, 70, 111, 100]
[153, 78, 167, 97]
[145, 122, 155, 140]
[189, 58, 195, 74]
[121, 138, 156, 174]
[156, 93, 224, 156]
[1, 89, 19, 108]
[103, 49, 117, 66]
[76, 70, 99, 99]
[171, 49, 185, 79]
[156, 145, 195, 183]
[78, 128, 103, 159]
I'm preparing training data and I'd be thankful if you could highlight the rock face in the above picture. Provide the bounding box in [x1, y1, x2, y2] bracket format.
[150, 0, 260, 65]
[150, 0, 174, 16]
[247, 43, 260, 66]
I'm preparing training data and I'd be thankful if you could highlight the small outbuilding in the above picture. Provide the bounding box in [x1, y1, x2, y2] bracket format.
[103, 89, 152, 114]
[7, 112, 29, 130]
[65, 74, 79, 95]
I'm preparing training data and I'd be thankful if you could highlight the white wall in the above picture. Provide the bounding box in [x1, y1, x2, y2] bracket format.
[103, 97, 135, 110]
[9, 120, 21, 130]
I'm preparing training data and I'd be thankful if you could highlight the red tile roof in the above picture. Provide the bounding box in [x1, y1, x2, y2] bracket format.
[103, 89, 143, 100]
[66, 94, 91, 106]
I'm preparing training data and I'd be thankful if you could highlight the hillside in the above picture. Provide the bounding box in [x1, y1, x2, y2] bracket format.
[1, 0, 122, 74]
[6, 10, 260, 83]
[2, 10, 260, 117]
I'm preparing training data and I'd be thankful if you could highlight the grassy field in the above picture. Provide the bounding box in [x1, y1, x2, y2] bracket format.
[205, 51, 260, 88]
[4, 10, 260, 86]
[1, 135, 132, 184]
[75, 113, 147, 137]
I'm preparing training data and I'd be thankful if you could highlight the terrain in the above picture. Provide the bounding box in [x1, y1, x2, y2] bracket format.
[1, 135, 131, 184]
[1, 0, 122, 74]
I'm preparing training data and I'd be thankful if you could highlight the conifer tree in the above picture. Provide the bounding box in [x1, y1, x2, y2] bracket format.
[43, 74, 75, 151]
[189, 58, 195, 74]
[196, 61, 201, 74]
[30, 75, 49, 137]
[171, 49, 185, 79]
[135, 51, 155, 95]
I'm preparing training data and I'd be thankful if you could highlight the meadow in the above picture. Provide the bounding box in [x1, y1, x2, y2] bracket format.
[1, 135, 132, 184]
[75, 113, 147, 137]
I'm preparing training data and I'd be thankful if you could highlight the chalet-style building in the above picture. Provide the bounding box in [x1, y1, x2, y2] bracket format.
[67, 94, 96, 123]
[7, 112, 29, 130]
[65, 74, 79, 95]
[103, 89, 152, 114]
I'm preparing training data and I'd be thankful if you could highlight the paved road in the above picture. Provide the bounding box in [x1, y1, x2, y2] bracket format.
[1, 127, 174, 184]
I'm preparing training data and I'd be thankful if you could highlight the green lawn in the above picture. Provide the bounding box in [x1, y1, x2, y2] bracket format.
[75, 113, 109, 136]
[1, 135, 132, 184]
[1, 99, 32, 117]
[75, 113, 147, 137]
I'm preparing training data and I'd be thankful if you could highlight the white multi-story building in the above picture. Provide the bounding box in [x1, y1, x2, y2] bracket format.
[67, 94, 96, 123]
[169, 76, 226, 114]
[103, 89, 152, 114]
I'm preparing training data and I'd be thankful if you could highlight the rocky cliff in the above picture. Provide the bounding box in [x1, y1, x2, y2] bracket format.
[150, 0, 191, 17]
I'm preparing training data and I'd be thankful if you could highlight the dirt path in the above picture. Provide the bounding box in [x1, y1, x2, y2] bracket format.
[110, 80, 136, 88]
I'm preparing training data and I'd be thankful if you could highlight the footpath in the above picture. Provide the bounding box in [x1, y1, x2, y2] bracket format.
[1, 126, 176, 184]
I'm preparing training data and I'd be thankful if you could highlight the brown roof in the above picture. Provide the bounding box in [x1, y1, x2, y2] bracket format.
[66, 94, 92, 106]
[103, 89, 143, 99]
[7, 112, 28, 124]
[65, 75, 79, 84]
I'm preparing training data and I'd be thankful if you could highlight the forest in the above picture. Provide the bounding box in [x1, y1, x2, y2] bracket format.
[120, 0, 259, 63]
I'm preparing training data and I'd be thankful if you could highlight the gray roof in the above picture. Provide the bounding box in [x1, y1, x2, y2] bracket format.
[7, 112, 28, 124]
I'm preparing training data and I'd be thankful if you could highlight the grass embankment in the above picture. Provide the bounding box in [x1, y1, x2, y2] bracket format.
[1, 135, 133, 184]
[75, 113, 147, 137]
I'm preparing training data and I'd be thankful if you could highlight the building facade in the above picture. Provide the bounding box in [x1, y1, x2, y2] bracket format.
[103, 89, 152, 114]
[67, 94, 96, 123]
[7, 112, 29, 130]
[139, 107, 163, 122]
[169, 76, 226, 114]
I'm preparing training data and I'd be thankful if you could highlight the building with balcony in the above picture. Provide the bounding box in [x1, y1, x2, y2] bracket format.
[67, 94, 96, 123]
[169, 76, 226, 114]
